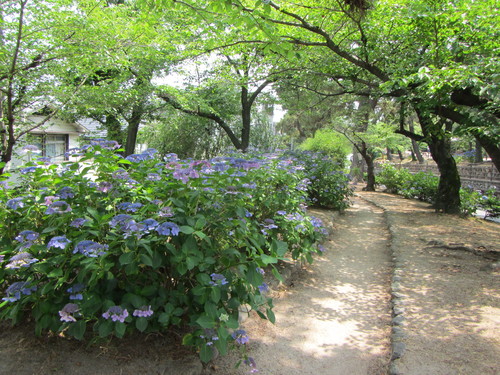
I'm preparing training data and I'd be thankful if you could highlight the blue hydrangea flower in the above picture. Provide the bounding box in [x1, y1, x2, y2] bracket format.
[258, 283, 269, 294]
[0, 255, 4, 263]
[70, 218, 88, 228]
[15, 230, 39, 243]
[6, 197, 24, 210]
[90, 139, 120, 150]
[57, 187, 74, 199]
[73, 240, 108, 257]
[59, 303, 79, 322]
[45, 201, 72, 215]
[47, 236, 71, 250]
[20, 166, 38, 174]
[109, 214, 133, 228]
[141, 218, 159, 231]
[132, 305, 154, 318]
[3, 281, 37, 302]
[117, 202, 143, 212]
[156, 222, 180, 236]
[6, 252, 38, 269]
[231, 329, 249, 345]
[209, 273, 228, 286]
[256, 267, 265, 275]
[121, 219, 146, 239]
[102, 306, 129, 323]
[67, 283, 85, 300]
[310, 216, 324, 228]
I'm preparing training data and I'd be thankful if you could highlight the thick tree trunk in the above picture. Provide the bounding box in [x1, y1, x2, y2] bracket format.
[415, 109, 461, 213]
[240, 87, 251, 152]
[397, 149, 404, 161]
[475, 133, 500, 173]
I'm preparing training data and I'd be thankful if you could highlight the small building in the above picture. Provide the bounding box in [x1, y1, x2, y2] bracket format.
[7, 115, 92, 170]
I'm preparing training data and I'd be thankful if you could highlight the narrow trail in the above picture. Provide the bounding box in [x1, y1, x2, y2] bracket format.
[209, 196, 393, 375]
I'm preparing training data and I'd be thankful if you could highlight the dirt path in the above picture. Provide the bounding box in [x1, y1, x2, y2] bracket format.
[360, 192, 500, 375]
[207, 195, 393, 374]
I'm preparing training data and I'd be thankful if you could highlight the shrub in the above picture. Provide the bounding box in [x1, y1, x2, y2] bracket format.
[377, 164, 500, 217]
[288, 151, 353, 211]
[376, 164, 438, 203]
[0, 141, 332, 363]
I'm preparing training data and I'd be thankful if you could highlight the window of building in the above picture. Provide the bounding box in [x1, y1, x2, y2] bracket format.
[30, 134, 69, 162]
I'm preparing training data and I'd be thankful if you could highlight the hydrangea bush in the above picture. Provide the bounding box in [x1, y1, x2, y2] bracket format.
[0, 141, 349, 364]
[287, 151, 353, 211]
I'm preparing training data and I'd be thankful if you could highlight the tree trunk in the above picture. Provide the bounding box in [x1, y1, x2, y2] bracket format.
[474, 139, 483, 163]
[415, 109, 461, 213]
[240, 87, 251, 152]
[359, 141, 375, 191]
[409, 122, 425, 163]
[475, 133, 500, 172]
[386, 147, 393, 161]
[397, 149, 404, 161]
[104, 114, 125, 147]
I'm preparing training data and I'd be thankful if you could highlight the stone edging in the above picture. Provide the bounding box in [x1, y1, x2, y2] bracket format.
[356, 194, 407, 375]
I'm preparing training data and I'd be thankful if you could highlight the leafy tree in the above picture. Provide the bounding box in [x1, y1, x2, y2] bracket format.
[167, 0, 499, 213]
[0, 0, 90, 173]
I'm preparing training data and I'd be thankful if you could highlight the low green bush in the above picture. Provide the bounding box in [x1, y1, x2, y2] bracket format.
[288, 151, 353, 211]
[0, 142, 342, 364]
[376, 164, 500, 217]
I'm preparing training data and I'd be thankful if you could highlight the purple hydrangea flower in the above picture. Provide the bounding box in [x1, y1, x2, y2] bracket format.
[256, 267, 265, 275]
[47, 236, 71, 250]
[158, 206, 174, 218]
[3, 281, 37, 302]
[112, 169, 130, 180]
[102, 306, 129, 323]
[5, 252, 38, 269]
[57, 187, 74, 199]
[45, 200, 72, 215]
[244, 357, 259, 373]
[146, 173, 161, 181]
[6, 197, 24, 210]
[59, 303, 79, 322]
[70, 218, 88, 228]
[73, 240, 108, 257]
[0, 254, 4, 263]
[209, 273, 228, 287]
[121, 219, 146, 239]
[97, 181, 113, 193]
[156, 222, 180, 236]
[43, 195, 59, 206]
[126, 153, 151, 163]
[132, 305, 154, 318]
[231, 329, 249, 345]
[15, 230, 39, 243]
[22, 144, 41, 153]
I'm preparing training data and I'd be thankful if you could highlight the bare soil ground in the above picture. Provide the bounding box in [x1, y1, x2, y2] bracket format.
[1, 191, 498, 375]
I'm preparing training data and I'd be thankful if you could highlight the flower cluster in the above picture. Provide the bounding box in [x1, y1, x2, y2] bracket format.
[59, 303, 79, 322]
[133, 306, 154, 318]
[73, 240, 108, 257]
[209, 273, 228, 287]
[3, 281, 37, 302]
[102, 306, 129, 323]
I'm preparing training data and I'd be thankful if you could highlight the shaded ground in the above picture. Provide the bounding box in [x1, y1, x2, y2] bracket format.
[1, 192, 498, 375]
